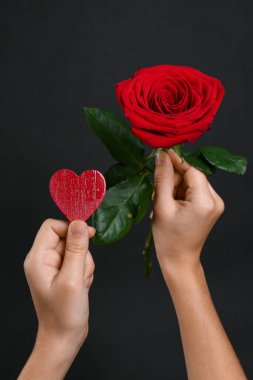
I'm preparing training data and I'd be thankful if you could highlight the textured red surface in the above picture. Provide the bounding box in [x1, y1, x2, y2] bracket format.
[49, 169, 106, 221]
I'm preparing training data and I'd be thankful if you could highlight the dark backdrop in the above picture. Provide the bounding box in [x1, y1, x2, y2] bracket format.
[1, 1, 252, 379]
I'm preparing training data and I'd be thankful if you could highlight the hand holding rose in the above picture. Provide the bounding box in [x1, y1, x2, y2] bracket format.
[152, 149, 224, 276]
[84, 64, 246, 271]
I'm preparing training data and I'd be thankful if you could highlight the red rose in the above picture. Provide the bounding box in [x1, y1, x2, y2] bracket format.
[115, 65, 225, 148]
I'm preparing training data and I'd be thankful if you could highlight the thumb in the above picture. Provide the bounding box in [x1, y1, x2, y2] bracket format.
[60, 220, 89, 282]
[154, 150, 175, 209]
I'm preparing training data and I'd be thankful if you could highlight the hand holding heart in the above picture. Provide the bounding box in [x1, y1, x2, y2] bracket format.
[24, 218, 96, 358]
[21, 172, 101, 378]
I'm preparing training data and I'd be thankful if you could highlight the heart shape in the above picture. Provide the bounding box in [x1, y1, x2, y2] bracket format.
[49, 169, 106, 221]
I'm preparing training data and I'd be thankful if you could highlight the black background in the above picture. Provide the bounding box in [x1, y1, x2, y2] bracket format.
[1, 1, 252, 379]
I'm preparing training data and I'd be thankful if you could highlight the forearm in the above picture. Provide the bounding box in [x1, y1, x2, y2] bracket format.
[18, 329, 82, 380]
[161, 258, 246, 380]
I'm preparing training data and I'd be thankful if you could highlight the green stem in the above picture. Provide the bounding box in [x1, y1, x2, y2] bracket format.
[172, 144, 185, 164]
[143, 227, 153, 277]
[172, 144, 183, 156]
[145, 148, 163, 161]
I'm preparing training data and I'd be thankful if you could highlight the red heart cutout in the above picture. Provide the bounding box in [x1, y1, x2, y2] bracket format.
[49, 169, 106, 221]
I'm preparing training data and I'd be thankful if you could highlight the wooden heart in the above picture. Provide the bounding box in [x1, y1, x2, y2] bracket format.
[49, 169, 106, 221]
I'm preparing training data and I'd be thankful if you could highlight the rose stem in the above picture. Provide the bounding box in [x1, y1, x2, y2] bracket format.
[172, 144, 185, 164]
[145, 148, 162, 161]
[143, 226, 153, 277]
[172, 144, 184, 157]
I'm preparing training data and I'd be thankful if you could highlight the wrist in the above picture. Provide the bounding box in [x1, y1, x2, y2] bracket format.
[34, 326, 86, 364]
[18, 327, 85, 380]
[157, 253, 204, 289]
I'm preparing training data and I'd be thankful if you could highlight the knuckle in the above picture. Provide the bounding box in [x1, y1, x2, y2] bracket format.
[60, 278, 79, 292]
[198, 199, 216, 215]
[188, 166, 199, 177]
[90, 260, 95, 274]
[83, 324, 89, 340]
[215, 197, 225, 215]
[152, 209, 172, 227]
[23, 259, 29, 275]
[85, 255, 95, 276]
[41, 218, 55, 231]
[154, 170, 169, 185]
[23, 254, 32, 275]
[189, 167, 207, 182]
[187, 166, 195, 175]
[66, 241, 84, 254]
[43, 218, 54, 226]
[153, 202, 166, 218]
[154, 173, 164, 185]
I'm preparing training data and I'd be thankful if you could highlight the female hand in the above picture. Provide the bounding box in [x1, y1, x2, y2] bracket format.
[151, 150, 246, 380]
[24, 218, 95, 345]
[152, 149, 225, 275]
[19, 219, 95, 380]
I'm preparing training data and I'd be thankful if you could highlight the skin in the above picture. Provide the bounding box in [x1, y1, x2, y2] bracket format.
[152, 149, 246, 380]
[18, 150, 247, 380]
[18, 220, 95, 380]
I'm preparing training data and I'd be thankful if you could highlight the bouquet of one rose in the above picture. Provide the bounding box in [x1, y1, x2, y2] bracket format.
[84, 65, 247, 276]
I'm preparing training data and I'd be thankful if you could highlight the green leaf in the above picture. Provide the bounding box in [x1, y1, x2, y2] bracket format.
[200, 146, 247, 175]
[84, 107, 145, 167]
[131, 178, 153, 224]
[93, 175, 147, 245]
[104, 163, 139, 189]
[144, 158, 155, 172]
[182, 151, 215, 176]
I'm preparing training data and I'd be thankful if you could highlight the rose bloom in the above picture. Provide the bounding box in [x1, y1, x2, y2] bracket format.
[115, 65, 225, 148]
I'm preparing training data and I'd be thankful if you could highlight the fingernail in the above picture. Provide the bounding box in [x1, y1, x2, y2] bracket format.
[69, 220, 86, 236]
[155, 151, 166, 166]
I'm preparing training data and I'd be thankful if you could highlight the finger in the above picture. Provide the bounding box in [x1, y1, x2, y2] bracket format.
[84, 251, 95, 279]
[86, 274, 94, 291]
[55, 239, 66, 256]
[168, 149, 211, 202]
[32, 219, 69, 252]
[206, 181, 219, 199]
[152, 162, 180, 204]
[174, 170, 182, 188]
[84, 251, 95, 282]
[88, 226, 96, 238]
[55, 225, 95, 254]
[154, 150, 175, 209]
[151, 165, 179, 218]
[207, 181, 225, 212]
[168, 149, 191, 174]
[59, 220, 89, 282]
[88, 274, 94, 288]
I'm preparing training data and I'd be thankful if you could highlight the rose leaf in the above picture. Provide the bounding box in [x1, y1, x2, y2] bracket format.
[92, 175, 147, 245]
[131, 178, 153, 224]
[200, 146, 247, 175]
[104, 163, 139, 189]
[84, 107, 145, 167]
[182, 151, 216, 176]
